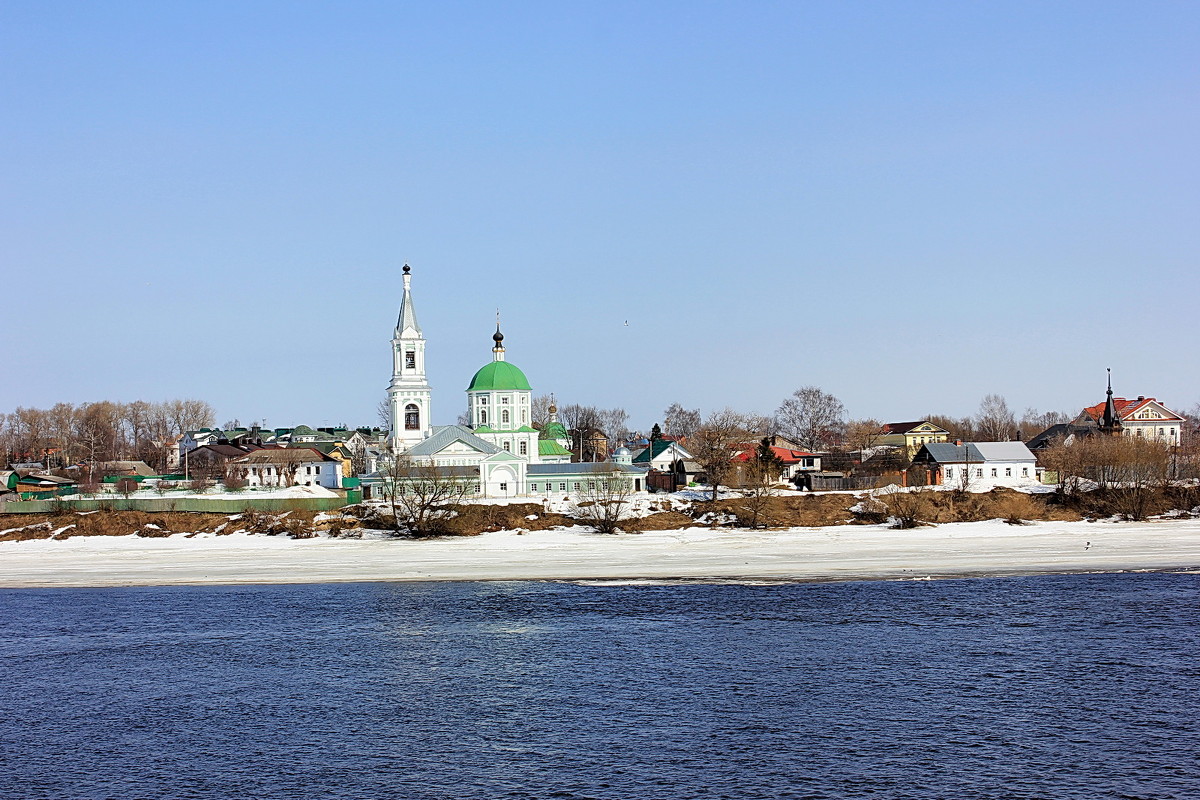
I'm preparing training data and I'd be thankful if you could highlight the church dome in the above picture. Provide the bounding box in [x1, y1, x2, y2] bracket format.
[466, 361, 532, 392]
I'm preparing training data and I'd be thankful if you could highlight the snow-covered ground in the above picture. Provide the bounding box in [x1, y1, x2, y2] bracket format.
[0, 518, 1197, 589]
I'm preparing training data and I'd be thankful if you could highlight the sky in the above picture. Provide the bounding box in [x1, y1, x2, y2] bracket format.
[2, 1, 1197, 432]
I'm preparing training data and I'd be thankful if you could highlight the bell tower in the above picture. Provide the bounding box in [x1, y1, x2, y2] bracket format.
[388, 264, 433, 450]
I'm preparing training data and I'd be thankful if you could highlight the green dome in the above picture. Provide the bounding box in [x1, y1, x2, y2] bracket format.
[467, 361, 531, 392]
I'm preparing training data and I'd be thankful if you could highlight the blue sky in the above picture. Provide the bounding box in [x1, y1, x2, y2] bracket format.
[3, 1, 1197, 431]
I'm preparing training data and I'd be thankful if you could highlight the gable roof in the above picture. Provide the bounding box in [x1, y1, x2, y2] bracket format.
[403, 425, 502, 458]
[732, 446, 817, 464]
[1079, 396, 1184, 424]
[633, 439, 693, 463]
[538, 439, 572, 457]
[233, 447, 336, 464]
[914, 441, 1034, 464]
[880, 421, 947, 435]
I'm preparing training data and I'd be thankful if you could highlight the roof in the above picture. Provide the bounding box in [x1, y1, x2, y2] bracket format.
[632, 439, 693, 463]
[527, 463, 647, 476]
[540, 421, 569, 440]
[403, 425, 502, 458]
[1025, 423, 1097, 450]
[538, 440, 572, 457]
[914, 441, 1035, 464]
[99, 460, 157, 477]
[396, 274, 422, 335]
[1080, 396, 1184, 423]
[732, 446, 817, 464]
[466, 361, 532, 392]
[880, 421, 947, 435]
[233, 447, 336, 464]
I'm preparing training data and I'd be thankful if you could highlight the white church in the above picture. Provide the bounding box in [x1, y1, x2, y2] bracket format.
[378, 265, 645, 498]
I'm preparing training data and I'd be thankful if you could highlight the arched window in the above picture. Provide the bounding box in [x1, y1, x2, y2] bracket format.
[480, 409, 488, 424]
[405, 404, 420, 430]
[502, 410, 510, 425]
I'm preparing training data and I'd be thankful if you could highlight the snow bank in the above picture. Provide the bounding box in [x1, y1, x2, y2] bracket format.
[0, 518, 1197, 589]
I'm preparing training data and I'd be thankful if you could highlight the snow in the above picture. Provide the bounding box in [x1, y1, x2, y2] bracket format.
[0, 517, 1196, 589]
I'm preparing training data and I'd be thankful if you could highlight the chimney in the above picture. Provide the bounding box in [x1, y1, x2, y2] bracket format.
[1137, 395, 1145, 401]
[955, 440, 962, 446]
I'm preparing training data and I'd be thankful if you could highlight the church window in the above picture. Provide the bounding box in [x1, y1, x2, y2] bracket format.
[501, 396, 510, 404]
[502, 410, 510, 425]
[519, 441, 527, 456]
[480, 396, 488, 405]
[405, 351, 415, 370]
[521, 410, 527, 424]
[405, 404, 420, 430]
[480, 410, 487, 424]
[502, 441, 511, 452]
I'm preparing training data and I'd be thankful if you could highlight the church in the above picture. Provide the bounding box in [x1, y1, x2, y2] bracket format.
[380, 265, 645, 498]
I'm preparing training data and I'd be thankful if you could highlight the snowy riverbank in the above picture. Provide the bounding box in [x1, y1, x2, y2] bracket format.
[0, 518, 1198, 588]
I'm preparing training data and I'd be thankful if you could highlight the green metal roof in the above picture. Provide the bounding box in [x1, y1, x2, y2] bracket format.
[540, 421, 569, 440]
[473, 424, 496, 433]
[466, 361, 531, 392]
[538, 440, 572, 456]
[633, 439, 673, 463]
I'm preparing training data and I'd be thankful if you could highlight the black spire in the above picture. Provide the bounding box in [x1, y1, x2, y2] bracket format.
[1101, 368, 1122, 433]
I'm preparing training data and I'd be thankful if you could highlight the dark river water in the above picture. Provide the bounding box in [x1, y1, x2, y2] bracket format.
[0, 573, 1196, 800]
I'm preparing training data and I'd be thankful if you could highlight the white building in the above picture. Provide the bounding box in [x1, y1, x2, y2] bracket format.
[913, 442, 1040, 489]
[374, 266, 645, 498]
[230, 448, 343, 489]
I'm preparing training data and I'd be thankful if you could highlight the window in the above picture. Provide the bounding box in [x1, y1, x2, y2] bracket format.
[529, 483, 537, 492]
[634, 479, 641, 491]
[991, 468, 997, 477]
[502, 441, 511, 452]
[499, 482, 508, 493]
[502, 410, 510, 425]
[1136, 429, 1143, 437]
[1022, 468, 1029, 477]
[405, 404, 420, 430]
[1159, 428, 1164, 436]
[559, 482, 567, 491]
[1005, 468, 1011, 477]
[519, 441, 527, 456]
[474, 484, 481, 493]
[976, 468, 983, 478]
[480, 410, 487, 424]
[501, 396, 510, 404]
[521, 410, 527, 424]
[946, 467, 954, 479]
[405, 351, 415, 369]
[480, 396, 489, 405]
[573, 482, 581, 490]
[588, 482, 595, 490]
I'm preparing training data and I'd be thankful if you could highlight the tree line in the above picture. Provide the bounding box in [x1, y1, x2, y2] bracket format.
[1, 399, 215, 471]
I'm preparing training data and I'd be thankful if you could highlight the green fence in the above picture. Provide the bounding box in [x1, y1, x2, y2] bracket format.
[0, 496, 349, 514]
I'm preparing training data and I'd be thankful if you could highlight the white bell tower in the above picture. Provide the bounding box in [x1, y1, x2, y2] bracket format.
[388, 264, 433, 451]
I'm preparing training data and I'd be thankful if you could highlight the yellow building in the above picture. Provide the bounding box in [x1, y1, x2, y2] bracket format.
[878, 421, 950, 457]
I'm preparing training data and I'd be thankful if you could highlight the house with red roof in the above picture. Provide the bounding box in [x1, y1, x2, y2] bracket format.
[1074, 395, 1186, 445]
[732, 445, 821, 483]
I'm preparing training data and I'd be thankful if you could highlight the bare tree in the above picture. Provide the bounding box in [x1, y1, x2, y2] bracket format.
[975, 394, 1017, 441]
[570, 464, 638, 534]
[378, 455, 472, 536]
[925, 414, 977, 442]
[843, 418, 884, 454]
[531, 394, 554, 428]
[735, 438, 784, 528]
[690, 408, 756, 501]
[775, 387, 846, 452]
[1019, 407, 1069, 438]
[377, 396, 392, 431]
[662, 403, 701, 439]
